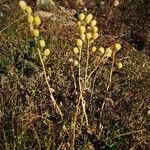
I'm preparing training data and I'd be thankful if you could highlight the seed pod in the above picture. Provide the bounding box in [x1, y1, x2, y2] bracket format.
[73, 47, 79, 54]
[25, 6, 32, 14]
[79, 13, 85, 21]
[32, 29, 39, 37]
[34, 16, 41, 26]
[77, 21, 82, 26]
[91, 46, 97, 52]
[19, 1, 27, 10]
[115, 43, 121, 51]
[39, 40, 45, 48]
[44, 49, 50, 56]
[85, 14, 93, 24]
[104, 48, 112, 57]
[27, 15, 34, 24]
[79, 26, 86, 34]
[80, 34, 85, 41]
[99, 47, 105, 54]
[116, 62, 123, 69]
[93, 26, 98, 33]
[86, 33, 92, 40]
[76, 39, 83, 47]
[90, 20, 97, 28]
[93, 32, 98, 40]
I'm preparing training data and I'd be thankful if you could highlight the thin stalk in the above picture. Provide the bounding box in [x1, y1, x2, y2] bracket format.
[130, 135, 150, 150]
[107, 52, 116, 91]
[36, 47, 62, 117]
[70, 46, 82, 150]
[71, 66, 77, 95]
[87, 55, 105, 82]
[115, 129, 146, 138]
[84, 40, 90, 89]
[0, 14, 26, 34]
[32, 124, 42, 150]
[81, 41, 88, 125]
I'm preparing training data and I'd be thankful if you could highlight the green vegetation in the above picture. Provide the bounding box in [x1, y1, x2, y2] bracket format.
[0, 0, 149, 149]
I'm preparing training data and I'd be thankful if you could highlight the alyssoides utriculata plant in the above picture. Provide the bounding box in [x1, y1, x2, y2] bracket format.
[70, 12, 122, 148]
[19, 1, 62, 117]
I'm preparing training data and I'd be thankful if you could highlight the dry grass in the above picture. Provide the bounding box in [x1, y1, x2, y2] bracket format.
[0, 0, 150, 149]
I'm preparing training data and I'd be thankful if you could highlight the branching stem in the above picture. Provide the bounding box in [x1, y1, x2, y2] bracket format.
[35, 39, 62, 118]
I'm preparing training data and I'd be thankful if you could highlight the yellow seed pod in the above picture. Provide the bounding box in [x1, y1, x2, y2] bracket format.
[116, 62, 123, 69]
[79, 26, 86, 34]
[76, 39, 83, 47]
[19, 1, 27, 11]
[32, 29, 39, 37]
[115, 43, 121, 51]
[27, 15, 34, 24]
[85, 14, 93, 24]
[73, 47, 79, 54]
[77, 21, 82, 26]
[99, 47, 105, 54]
[80, 34, 85, 41]
[34, 16, 41, 26]
[25, 6, 32, 14]
[105, 48, 112, 57]
[93, 26, 98, 33]
[93, 32, 99, 39]
[90, 20, 97, 28]
[86, 33, 92, 40]
[91, 46, 97, 52]
[44, 49, 50, 56]
[74, 60, 79, 66]
[79, 13, 85, 21]
[39, 40, 45, 48]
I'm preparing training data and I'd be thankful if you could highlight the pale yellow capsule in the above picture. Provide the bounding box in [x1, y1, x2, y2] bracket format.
[91, 46, 97, 52]
[73, 47, 79, 54]
[76, 39, 83, 47]
[19, 1, 27, 10]
[104, 48, 112, 57]
[99, 47, 105, 54]
[32, 29, 39, 37]
[77, 21, 82, 26]
[27, 15, 34, 24]
[80, 34, 85, 41]
[44, 49, 50, 56]
[39, 40, 45, 48]
[93, 32, 99, 39]
[79, 13, 85, 21]
[86, 33, 92, 40]
[90, 20, 97, 28]
[34, 16, 41, 26]
[85, 14, 93, 24]
[115, 43, 121, 51]
[93, 26, 98, 33]
[116, 62, 123, 69]
[25, 6, 32, 14]
[79, 26, 86, 34]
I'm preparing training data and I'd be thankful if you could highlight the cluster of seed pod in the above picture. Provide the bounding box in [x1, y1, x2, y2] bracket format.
[98, 42, 122, 68]
[78, 13, 99, 43]
[70, 13, 99, 66]
[19, 1, 50, 59]
[70, 12, 123, 69]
